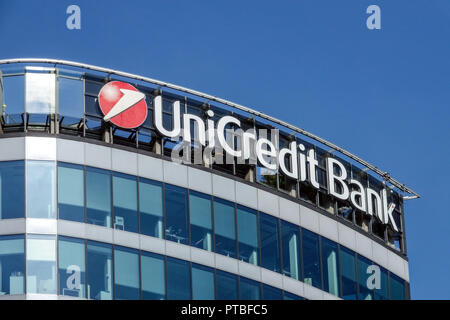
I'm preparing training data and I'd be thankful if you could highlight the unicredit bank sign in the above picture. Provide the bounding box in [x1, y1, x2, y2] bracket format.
[98, 81, 399, 231]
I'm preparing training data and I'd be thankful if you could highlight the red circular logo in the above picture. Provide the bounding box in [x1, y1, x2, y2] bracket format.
[98, 81, 148, 129]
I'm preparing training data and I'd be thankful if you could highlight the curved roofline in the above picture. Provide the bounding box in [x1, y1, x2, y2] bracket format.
[0, 58, 420, 199]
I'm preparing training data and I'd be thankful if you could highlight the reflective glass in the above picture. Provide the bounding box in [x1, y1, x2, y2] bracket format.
[340, 246, 357, 300]
[321, 237, 340, 296]
[302, 228, 321, 289]
[214, 198, 236, 258]
[27, 235, 56, 294]
[260, 213, 281, 273]
[239, 277, 260, 300]
[166, 257, 191, 300]
[281, 221, 300, 280]
[357, 254, 374, 300]
[114, 246, 139, 300]
[2, 75, 24, 125]
[113, 172, 138, 233]
[237, 205, 258, 265]
[390, 273, 405, 300]
[0, 161, 24, 219]
[216, 270, 238, 300]
[139, 179, 163, 238]
[58, 236, 85, 298]
[375, 266, 389, 300]
[26, 161, 56, 219]
[87, 241, 112, 300]
[86, 167, 111, 228]
[189, 191, 212, 251]
[58, 77, 84, 128]
[262, 284, 283, 300]
[0, 235, 25, 295]
[58, 162, 84, 222]
[25, 72, 55, 124]
[192, 263, 215, 300]
[141, 252, 165, 300]
[165, 184, 188, 244]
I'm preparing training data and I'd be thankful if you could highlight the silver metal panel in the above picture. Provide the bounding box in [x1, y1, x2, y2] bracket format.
[58, 220, 86, 239]
[235, 182, 258, 210]
[387, 250, 407, 280]
[139, 235, 165, 255]
[371, 241, 389, 270]
[190, 247, 215, 268]
[165, 241, 190, 261]
[163, 160, 188, 188]
[137, 154, 163, 182]
[282, 277, 305, 298]
[0, 218, 25, 235]
[113, 229, 140, 249]
[0, 137, 25, 161]
[26, 294, 58, 300]
[26, 218, 57, 234]
[56, 139, 84, 165]
[84, 223, 113, 243]
[299, 205, 320, 233]
[279, 197, 300, 225]
[318, 215, 339, 242]
[257, 189, 279, 217]
[260, 269, 283, 290]
[323, 292, 341, 300]
[215, 254, 239, 274]
[84, 143, 111, 170]
[337, 223, 356, 251]
[188, 167, 212, 195]
[303, 283, 324, 300]
[355, 232, 373, 261]
[212, 174, 235, 202]
[25, 137, 56, 161]
[111, 149, 137, 176]
[238, 261, 261, 282]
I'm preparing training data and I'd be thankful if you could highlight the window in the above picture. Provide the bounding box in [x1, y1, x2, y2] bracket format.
[165, 184, 188, 244]
[390, 273, 405, 300]
[2, 75, 24, 125]
[189, 191, 212, 251]
[58, 76, 84, 129]
[0, 161, 24, 219]
[86, 167, 111, 228]
[357, 254, 374, 300]
[375, 266, 389, 300]
[213, 198, 236, 258]
[216, 270, 238, 300]
[25, 71, 56, 124]
[26, 161, 56, 219]
[27, 234, 56, 294]
[321, 237, 340, 297]
[113, 172, 138, 233]
[262, 284, 283, 300]
[237, 205, 258, 265]
[239, 277, 260, 300]
[0, 235, 25, 295]
[166, 257, 191, 300]
[58, 162, 84, 222]
[302, 228, 321, 289]
[141, 252, 165, 300]
[139, 179, 163, 238]
[340, 246, 357, 300]
[87, 241, 112, 300]
[114, 246, 139, 300]
[191, 264, 215, 300]
[281, 221, 300, 280]
[58, 236, 86, 298]
[260, 213, 281, 273]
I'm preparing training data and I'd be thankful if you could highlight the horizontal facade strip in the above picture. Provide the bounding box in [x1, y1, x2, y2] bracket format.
[0, 136, 409, 282]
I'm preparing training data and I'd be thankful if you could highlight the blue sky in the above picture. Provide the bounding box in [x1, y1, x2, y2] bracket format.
[0, 0, 448, 299]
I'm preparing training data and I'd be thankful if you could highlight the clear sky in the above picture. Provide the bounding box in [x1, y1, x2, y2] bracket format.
[0, 0, 448, 299]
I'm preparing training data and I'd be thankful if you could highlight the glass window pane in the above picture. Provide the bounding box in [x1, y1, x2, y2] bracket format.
[213, 198, 236, 258]
[340, 246, 357, 300]
[166, 257, 191, 300]
[357, 254, 374, 300]
[141, 252, 165, 300]
[189, 191, 212, 251]
[58, 236, 85, 298]
[2, 75, 24, 125]
[260, 213, 281, 273]
[237, 205, 258, 265]
[281, 221, 300, 280]
[114, 246, 139, 300]
[58, 162, 84, 222]
[139, 179, 163, 238]
[0, 235, 25, 295]
[165, 184, 188, 244]
[216, 270, 238, 300]
[58, 77, 83, 128]
[262, 284, 283, 300]
[375, 266, 389, 300]
[302, 228, 321, 289]
[239, 277, 260, 300]
[27, 235, 56, 294]
[26, 161, 56, 219]
[87, 241, 112, 300]
[321, 237, 340, 297]
[25, 72, 56, 114]
[0, 161, 24, 219]
[86, 167, 111, 228]
[192, 263, 214, 300]
[390, 273, 406, 300]
[113, 173, 138, 233]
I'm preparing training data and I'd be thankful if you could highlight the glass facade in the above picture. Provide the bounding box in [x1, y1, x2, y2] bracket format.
[0, 235, 25, 295]
[0, 161, 24, 219]
[213, 198, 236, 258]
[165, 185, 188, 245]
[189, 191, 212, 251]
